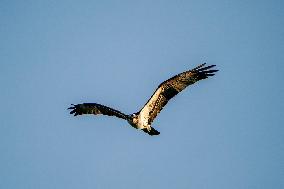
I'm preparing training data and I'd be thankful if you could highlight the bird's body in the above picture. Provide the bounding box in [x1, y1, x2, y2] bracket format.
[68, 63, 218, 136]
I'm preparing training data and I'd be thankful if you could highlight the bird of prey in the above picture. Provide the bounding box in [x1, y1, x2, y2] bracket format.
[68, 63, 218, 136]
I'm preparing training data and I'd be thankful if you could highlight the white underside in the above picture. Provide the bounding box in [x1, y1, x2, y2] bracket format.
[137, 88, 163, 130]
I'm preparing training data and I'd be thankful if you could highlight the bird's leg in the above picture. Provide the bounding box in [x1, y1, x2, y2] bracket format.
[146, 125, 152, 132]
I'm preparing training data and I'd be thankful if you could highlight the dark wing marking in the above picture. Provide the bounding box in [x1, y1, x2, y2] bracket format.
[139, 63, 218, 125]
[68, 103, 129, 120]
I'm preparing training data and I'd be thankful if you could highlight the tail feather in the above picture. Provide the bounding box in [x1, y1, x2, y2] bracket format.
[142, 127, 160, 136]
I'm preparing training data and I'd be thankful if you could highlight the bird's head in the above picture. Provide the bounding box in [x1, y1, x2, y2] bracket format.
[131, 113, 138, 118]
[128, 113, 139, 124]
[126, 113, 139, 128]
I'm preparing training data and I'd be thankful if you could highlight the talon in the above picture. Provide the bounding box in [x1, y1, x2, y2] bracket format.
[146, 125, 151, 132]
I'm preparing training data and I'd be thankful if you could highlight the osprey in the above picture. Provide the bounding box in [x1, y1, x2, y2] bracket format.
[68, 63, 218, 136]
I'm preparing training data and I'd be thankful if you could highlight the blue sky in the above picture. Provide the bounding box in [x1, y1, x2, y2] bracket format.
[1, 0, 283, 188]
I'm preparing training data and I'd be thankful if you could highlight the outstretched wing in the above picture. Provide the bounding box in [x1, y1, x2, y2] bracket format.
[68, 103, 129, 120]
[139, 63, 218, 125]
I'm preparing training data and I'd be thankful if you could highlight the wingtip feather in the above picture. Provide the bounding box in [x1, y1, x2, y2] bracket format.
[197, 64, 216, 71]
[193, 63, 206, 70]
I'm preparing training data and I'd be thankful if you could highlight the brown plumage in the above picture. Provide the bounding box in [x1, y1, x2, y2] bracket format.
[69, 103, 128, 119]
[139, 63, 217, 126]
[68, 63, 218, 136]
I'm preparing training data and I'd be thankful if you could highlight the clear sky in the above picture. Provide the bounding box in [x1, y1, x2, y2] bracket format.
[1, 0, 283, 188]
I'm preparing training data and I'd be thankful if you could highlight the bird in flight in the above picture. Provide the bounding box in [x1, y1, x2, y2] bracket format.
[68, 63, 218, 136]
